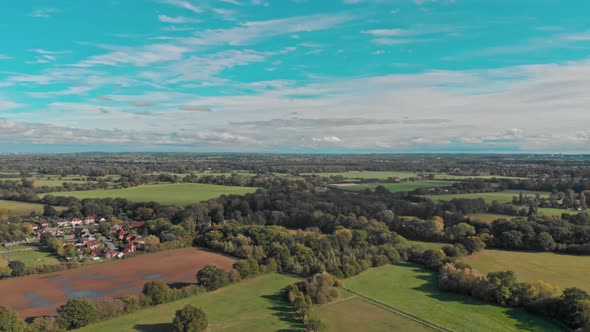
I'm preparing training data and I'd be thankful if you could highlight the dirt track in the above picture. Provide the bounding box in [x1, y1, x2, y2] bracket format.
[0, 248, 234, 318]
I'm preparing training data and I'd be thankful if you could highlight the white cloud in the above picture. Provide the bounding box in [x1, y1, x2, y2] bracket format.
[28, 86, 93, 98]
[363, 29, 406, 37]
[0, 54, 11, 60]
[312, 136, 342, 143]
[221, 0, 241, 4]
[157, 15, 198, 23]
[158, 0, 202, 13]
[73, 44, 188, 67]
[0, 100, 22, 111]
[29, 8, 58, 18]
[182, 14, 352, 46]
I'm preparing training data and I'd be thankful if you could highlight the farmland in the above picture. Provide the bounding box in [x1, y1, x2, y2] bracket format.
[344, 264, 561, 332]
[333, 180, 455, 192]
[316, 296, 432, 332]
[461, 250, 590, 292]
[422, 190, 550, 204]
[79, 273, 300, 332]
[43, 183, 258, 206]
[0, 199, 51, 216]
[0, 247, 234, 318]
[433, 174, 528, 180]
[303, 171, 418, 180]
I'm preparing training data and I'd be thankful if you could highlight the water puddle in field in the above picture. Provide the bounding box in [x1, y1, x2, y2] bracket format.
[143, 274, 167, 280]
[25, 292, 52, 308]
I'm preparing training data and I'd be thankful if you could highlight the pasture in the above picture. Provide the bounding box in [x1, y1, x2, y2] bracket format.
[538, 207, 579, 218]
[403, 240, 446, 251]
[316, 296, 432, 332]
[0, 243, 60, 267]
[43, 183, 258, 206]
[0, 248, 234, 318]
[433, 174, 528, 180]
[0, 199, 50, 216]
[461, 250, 590, 292]
[303, 171, 418, 180]
[468, 213, 513, 223]
[344, 264, 561, 332]
[334, 180, 455, 193]
[79, 273, 300, 332]
[422, 190, 550, 204]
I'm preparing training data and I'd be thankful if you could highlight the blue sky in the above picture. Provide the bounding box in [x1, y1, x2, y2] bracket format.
[1, 0, 590, 153]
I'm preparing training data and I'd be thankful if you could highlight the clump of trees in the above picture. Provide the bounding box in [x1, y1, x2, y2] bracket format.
[438, 262, 590, 330]
[57, 298, 99, 329]
[283, 273, 342, 332]
[0, 305, 26, 332]
[173, 305, 208, 332]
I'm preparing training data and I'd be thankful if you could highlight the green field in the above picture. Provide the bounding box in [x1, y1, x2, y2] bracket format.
[468, 213, 513, 223]
[461, 250, 590, 292]
[43, 183, 258, 206]
[344, 264, 561, 332]
[0, 200, 51, 216]
[80, 273, 300, 332]
[334, 180, 455, 192]
[303, 171, 418, 180]
[404, 240, 446, 251]
[433, 174, 528, 180]
[0, 243, 60, 267]
[422, 190, 550, 204]
[538, 207, 580, 217]
[317, 296, 432, 332]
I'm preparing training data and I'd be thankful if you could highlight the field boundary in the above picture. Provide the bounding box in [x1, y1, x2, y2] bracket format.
[341, 287, 454, 332]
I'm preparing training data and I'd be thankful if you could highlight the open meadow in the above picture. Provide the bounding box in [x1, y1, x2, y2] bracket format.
[344, 264, 561, 332]
[432, 174, 528, 180]
[0, 199, 53, 216]
[303, 171, 418, 180]
[461, 250, 590, 292]
[0, 248, 234, 318]
[316, 296, 433, 332]
[0, 243, 60, 268]
[43, 183, 258, 206]
[422, 190, 550, 204]
[333, 180, 455, 192]
[79, 273, 300, 332]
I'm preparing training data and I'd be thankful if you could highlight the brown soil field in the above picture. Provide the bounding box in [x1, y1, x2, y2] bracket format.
[0, 248, 234, 319]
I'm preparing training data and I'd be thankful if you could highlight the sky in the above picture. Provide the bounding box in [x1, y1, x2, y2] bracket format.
[1, 0, 590, 153]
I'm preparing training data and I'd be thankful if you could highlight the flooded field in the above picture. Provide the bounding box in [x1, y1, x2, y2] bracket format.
[0, 248, 234, 318]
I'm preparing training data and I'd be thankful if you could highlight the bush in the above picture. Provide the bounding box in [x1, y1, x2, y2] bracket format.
[57, 298, 99, 329]
[196, 265, 229, 291]
[173, 305, 208, 332]
[142, 281, 171, 305]
[0, 305, 25, 332]
[94, 297, 125, 320]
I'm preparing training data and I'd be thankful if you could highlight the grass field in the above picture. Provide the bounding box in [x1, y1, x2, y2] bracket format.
[461, 250, 590, 292]
[334, 180, 455, 192]
[303, 171, 418, 180]
[468, 213, 513, 223]
[433, 174, 528, 180]
[344, 264, 561, 332]
[43, 183, 258, 206]
[538, 207, 580, 217]
[317, 296, 432, 332]
[0, 243, 60, 267]
[0, 199, 51, 216]
[404, 240, 446, 251]
[422, 190, 550, 204]
[80, 273, 300, 332]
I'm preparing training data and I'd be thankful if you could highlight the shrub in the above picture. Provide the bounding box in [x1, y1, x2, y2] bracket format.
[173, 305, 208, 332]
